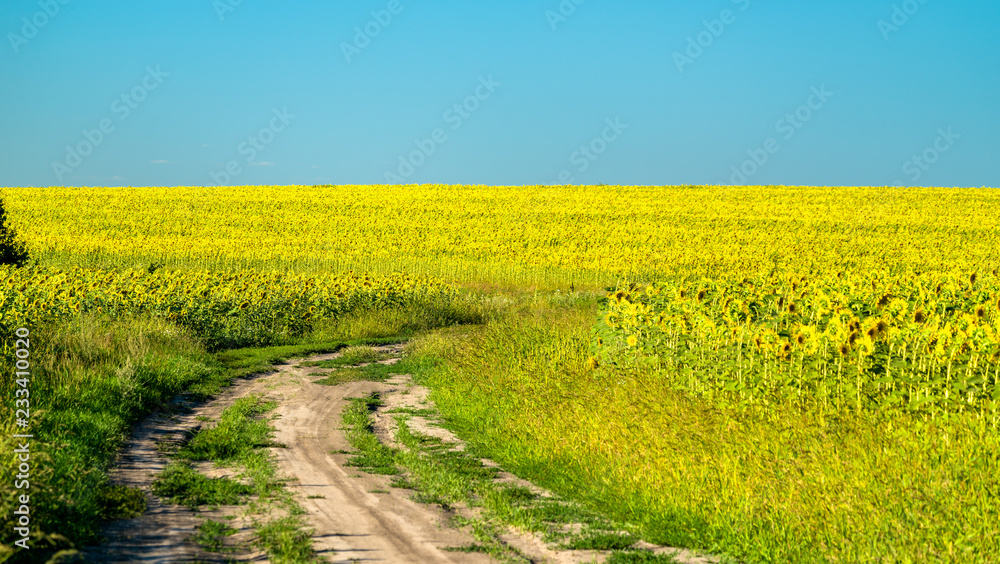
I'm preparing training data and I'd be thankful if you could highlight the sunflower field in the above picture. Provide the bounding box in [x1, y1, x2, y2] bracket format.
[594, 270, 1000, 422]
[5, 185, 1000, 286]
[2, 184, 999, 562]
[0, 265, 452, 389]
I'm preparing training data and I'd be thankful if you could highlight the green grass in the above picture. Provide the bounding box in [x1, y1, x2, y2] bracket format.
[0, 313, 214, 562]
[300, 345, 393, 368]
[342, 396, 400, 475]
[180, 395, 277, 462]
[306, 296, 492, 343]
[563, 531, 638, 551]
[254, 517, 324, 564]
[192, 519, 238, 553]
[410, 291, 1000, 563]
[151, 461, 252, 509]
[606, 551, 679, 563]
[312, 362, 398, 386]
[384, 407, 437, 417]
[442, 543, 491, 553]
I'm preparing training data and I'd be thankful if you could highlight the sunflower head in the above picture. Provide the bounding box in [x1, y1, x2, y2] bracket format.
[914, 309, 927, 324]
[876, 320, 889, 336]
[587, 357, 600, 370]
[626, 335, 639, 347]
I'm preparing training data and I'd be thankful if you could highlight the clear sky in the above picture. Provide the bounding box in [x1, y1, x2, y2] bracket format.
[1, 0, 997, 188]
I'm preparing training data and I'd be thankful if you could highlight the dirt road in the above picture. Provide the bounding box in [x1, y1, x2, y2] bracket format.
[85, 344, 715, 563]
[79, 372, 272, 563]
[265, 350, 494, 563]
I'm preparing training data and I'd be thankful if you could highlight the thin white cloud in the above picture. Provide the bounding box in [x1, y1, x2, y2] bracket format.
[250, 161, 276, 166]
[149, 159, 170, 164]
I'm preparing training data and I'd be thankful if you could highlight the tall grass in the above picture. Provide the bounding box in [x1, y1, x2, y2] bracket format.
[0, 314, 214, 562]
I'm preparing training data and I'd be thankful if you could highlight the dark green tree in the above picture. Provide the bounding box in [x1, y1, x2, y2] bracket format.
[0, 197, 30, 267]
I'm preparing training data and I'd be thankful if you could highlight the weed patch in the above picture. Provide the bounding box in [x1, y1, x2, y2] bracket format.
[151, 461, 251, 509]
[301, 345, 393, 368]
[564, 531, 638, 550]
[192, 519, 238, 553]
[342, 395, 400, 475]
[255, 516, 323, 564]
[179, 394, 277, 462]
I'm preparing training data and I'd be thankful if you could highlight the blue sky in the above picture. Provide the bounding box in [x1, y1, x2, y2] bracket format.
[1, 0, 997, 188]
